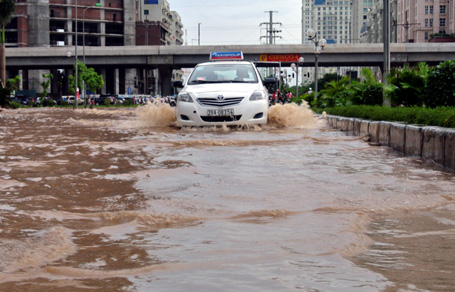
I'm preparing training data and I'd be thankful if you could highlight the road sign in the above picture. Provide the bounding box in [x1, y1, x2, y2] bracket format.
[210, 51, 244, 61]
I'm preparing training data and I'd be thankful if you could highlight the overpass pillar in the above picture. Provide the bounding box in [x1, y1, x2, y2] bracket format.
[114, 68, 119, 95]
[158, 66, 173, 97]
[100, 68, 107, 94]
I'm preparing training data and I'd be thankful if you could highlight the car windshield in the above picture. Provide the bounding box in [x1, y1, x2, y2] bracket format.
[188, 63, 258, 84]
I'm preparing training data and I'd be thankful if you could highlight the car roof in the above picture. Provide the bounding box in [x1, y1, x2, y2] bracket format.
[196, 61, 254, 67]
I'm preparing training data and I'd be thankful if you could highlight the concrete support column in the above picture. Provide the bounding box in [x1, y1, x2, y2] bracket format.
[100, 1, 106, 46]
[100, 68, 107, 94]
[28, 0, 50, 47]
[125, 68, 136, 95]
[158, 66, 173, 97]
[18, 70, 24, 90]
[67, 0, 73, 46]
[51, 69, 59, 97]
[154, 68, 159, 96]
[114, 68, 119, 95]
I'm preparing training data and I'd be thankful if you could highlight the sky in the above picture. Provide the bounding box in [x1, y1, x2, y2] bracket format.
[169, 0, 304, 46]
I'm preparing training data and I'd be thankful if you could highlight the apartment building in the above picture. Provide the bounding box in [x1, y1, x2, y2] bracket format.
[397, 0, 454, 42]
[300, 1, 374, 82]
[5, 0, 184, 96]
[363, 0, 454, 43]
[6, 0, 183, 48]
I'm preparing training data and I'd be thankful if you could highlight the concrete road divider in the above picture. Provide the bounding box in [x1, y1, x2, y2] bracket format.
[326, 115, 455, 171]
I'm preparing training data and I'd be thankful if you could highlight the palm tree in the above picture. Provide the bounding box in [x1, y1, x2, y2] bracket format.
[0, 0, 16, 88]
[350, 68, 383, 106]
[386, 62, 429, 107]
[318, 76, 351, 107]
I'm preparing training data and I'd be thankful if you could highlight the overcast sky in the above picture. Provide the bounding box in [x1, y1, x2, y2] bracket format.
[170, 0, 304, 46]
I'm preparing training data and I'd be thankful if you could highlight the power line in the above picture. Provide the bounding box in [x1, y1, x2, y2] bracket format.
[260, 11, 282, 45]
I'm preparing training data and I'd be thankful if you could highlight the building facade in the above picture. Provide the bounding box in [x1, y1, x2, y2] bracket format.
[363, 0, 455, 43]
[300, 1, 374, 83]
[396, 0, 454, 43]
[5, 0, 184, 97]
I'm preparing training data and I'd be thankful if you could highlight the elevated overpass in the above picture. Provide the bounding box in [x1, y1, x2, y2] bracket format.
[6, 43, 455, 69]
[6, 43, 455, 96]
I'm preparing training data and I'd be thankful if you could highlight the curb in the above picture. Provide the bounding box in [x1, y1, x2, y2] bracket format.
[326, 115, 455, 171]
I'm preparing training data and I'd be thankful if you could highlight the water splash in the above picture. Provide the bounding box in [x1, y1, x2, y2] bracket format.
[132, 101, 318, 130]
[135, 101, 176, 128]
[267, 102, 317, 129]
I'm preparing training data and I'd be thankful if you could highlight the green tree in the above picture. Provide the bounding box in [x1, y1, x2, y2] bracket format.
[386, 62, 429, 107]
[0, 0, 15, 88]
[0, 75, 20, 108]
[425, 60, 455, 108]
[69, 61, 104, 105]
[40, 72, 53, 98]
[350, 68, 383, 106]
[318, 75, 352, 107]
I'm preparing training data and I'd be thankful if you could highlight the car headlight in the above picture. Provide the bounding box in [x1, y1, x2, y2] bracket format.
[249, 90, 266, 101]
[177, 92, 193, 103]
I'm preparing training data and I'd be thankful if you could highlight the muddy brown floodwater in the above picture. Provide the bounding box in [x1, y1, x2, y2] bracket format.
[0, 104, 454, 292]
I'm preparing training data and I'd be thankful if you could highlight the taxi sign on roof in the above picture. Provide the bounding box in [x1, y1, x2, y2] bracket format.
[210, 51, 244, 61]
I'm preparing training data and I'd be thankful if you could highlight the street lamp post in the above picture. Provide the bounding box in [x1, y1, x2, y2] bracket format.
[307, 29, 326, 103]
[83, 2, 101, 107]
[198, 23, 201, 45]
[74, 0, 78, 109]
[291, 57, 304, 98]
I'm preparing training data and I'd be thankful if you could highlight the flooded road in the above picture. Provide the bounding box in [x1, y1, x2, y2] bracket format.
[0, 105, 454, 291]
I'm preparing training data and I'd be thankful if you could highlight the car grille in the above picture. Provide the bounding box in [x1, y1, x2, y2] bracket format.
[201, 115, 242, 122]
[197, 97, 244, 107]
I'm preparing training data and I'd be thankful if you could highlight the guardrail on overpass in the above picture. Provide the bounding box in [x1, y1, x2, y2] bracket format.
[6, 43, 455, 70]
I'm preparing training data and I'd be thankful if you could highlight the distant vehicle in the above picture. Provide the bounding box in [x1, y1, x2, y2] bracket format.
[93, 94, 111, 105]
[174, 51, 271, 127]
[114, 96, 125, 104]
[67, 96, 83, 105]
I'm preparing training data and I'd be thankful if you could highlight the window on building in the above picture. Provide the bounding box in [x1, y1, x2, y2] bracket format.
[425, 5, 428, 14]
[440, 18, 446, 27]
[425, 19, 429, 27]
[440, 5, 446, 14]
[430, 5, 433, 14]
[425, 31, 429, 40]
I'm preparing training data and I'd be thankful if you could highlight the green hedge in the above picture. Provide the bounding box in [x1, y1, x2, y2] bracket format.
[314, 105, 455, 128]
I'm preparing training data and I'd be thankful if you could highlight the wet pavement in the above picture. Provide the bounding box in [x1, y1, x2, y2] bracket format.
[0, 105, 454, 291]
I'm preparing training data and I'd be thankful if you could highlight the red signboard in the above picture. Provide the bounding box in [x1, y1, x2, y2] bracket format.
[259, 54, 301, 62]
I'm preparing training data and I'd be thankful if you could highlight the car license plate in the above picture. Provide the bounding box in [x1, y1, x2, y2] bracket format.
[207, 108, 234, 116]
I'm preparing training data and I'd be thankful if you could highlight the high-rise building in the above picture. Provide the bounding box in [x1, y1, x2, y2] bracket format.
[396, 0, 454, 43]
[306, 0, 373, 44]
[300, 1, 374, 82]
[363, 0, 454, 43]
[302, 0, 314, 44]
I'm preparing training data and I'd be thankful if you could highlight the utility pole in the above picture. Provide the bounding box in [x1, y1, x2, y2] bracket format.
[383, 0, 390, 106]
[260, 11, 281, 45]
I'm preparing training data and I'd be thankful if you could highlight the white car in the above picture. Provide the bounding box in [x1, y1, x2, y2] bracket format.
[175, 53, 269, 127]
